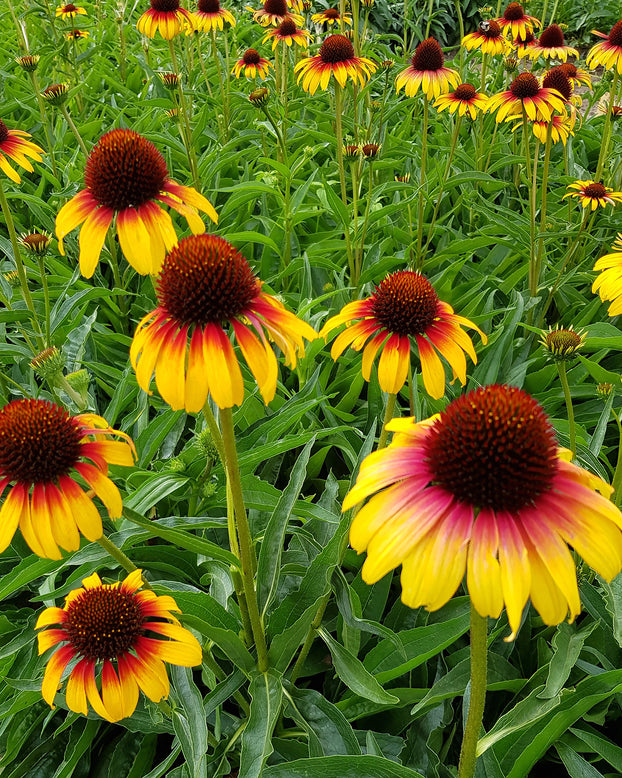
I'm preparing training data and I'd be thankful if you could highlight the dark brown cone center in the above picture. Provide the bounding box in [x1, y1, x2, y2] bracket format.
[584, 182, 607, 198]
[243, 49, 261, 64]
[539, 23, 565, 47]
[324, 8, 339, 17]
[371, 271, 439, 337]
[0, 121, 9, 143]
[198, 0, 221, 12]
[320, 34, 354, 63]
[610, 20, 622, 46]
[454, 83, 477, 100]
[510, 72, 540, 98]
[151, 0, 181, 10]
[484, 20, 501, 37]
[279, 18, 297, 34]
[263, 0, 288, 15]
[412, 37, 444, 71]
[423, 385, 558, 511]
[503, 2, 525, 20]
[542, 67, 572, 100]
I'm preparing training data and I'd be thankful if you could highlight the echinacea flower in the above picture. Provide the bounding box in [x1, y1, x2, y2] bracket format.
[192, 0, 235, 30]
[55, 129, 217, 278]
[294, 34, 376, 94]
[56, 3, 87, 19]
[528, 24, 579, 62]
[496, 2, 540, 40]
[564, 180, 622, 210]
[320, 270, 486, 399]
[36, 570, 202, 722]
[232, 49, 273, 79]
[344, 384, 622, 640]
[19, 231, 53, 255]
[263, 17, 311, 48]
[311, 7, 351, 25]
[130, 234, 317, 411]
[461, 20, 509, 56]
[66, 28, 90, 39]
[137, 0, 195, 39]
[0, 120, 45, 184]
[248, 0, 303, 27]
[558, 62, 591, 89]
[42, 83, 70, 106]
[0, 399, 135, 559]
[396, 37, 459, 100]
[530, 112, 575, 145]
[540, 324, 586, 360]
[514, 30, 537, 59]
[593, 234, 622, 316]
[15, 55, 41, 72]
[542, 65, 581, 107]
[587, 20, 622, 74]
[486, 72, 565, 122]
[434, 83, 488, 119]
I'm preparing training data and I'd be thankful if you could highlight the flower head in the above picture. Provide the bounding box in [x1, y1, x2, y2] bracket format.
[36, 570, 202, 722]
[396, 37, 460, 99]
[294, 34, 377, 94]
[542, 65, 579, 106]
[320, 270, 486, 399]
[564, 180, 622, 210]
[587, 20, 622, 74]
[486, 72, 565, 122]
[263, 17, 311, 47]
[496, 2, 540, 40]
[192, 0, 236, 31]
[248, 0, 303, 27]
[158, 71, 181, 89]
[56, 3, 87, 19]
[361, 142, 380, 158]
[130, 234, 317, 411]
[232, 48, 273, 78]
[540, 325, 586, 360]
[311, 7, 351, 25]
[344, 384, 622, 640]
[0, 400, 135, 559]
[434, 82, 488, 119]
[249, 86, 270, 106]
[0, 120, 45, 184]
[528, 24, 579, 61]
[462, 20, 509, 56]
[514, 29, 537, 58]
[530, 112, 575, 145]
[598, 91, 622, 118]
[558, 61, 591, 89]
[42, 83, 70, 106]
[593, 234, 622, 316]
[55, 129, 217, 278]
[66, 28, 90, 39]
[15, 55, 41, 72]
[137, 0, 196, 39]
[19, 231, 53, 256]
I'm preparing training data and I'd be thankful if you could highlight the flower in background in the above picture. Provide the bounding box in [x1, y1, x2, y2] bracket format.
[462, 20, 509, 56]
[587, 20, 622, 73]
[192, 0, 235, 30]
[0, 120, 45, 183]
[19, 231, 53, 255]
[65, 28, 90, 39]
[558, 61, 591, 89]
[130, 234, 317, 411]
[55, 129, 217, 278]
[542, 65, 581, 107]
[527, 24, 579, 62]
[232, 48, 273, 78]
[320, 270, 486, 399]
[56, 3, 87, 19]
[311, 7, 351, 26]
[496, 2, 540, 40]
[598, 91, 622, 118]
[263, 17, 311, 47]
[248, 0, 303, 27]
[530, 113, 575, 145]
[36, 570, 202, 722]
[396, 37, 459, 99]
[593, 234, 622, 316]
[294, 34, 376, 94]
[514, 30, 537, 58]
[15, 55, 41, 72]
[564, 180, 622, 210]
[435, 83, 488, 119]
[137, 0, 195, 39]
[486, 72, 565, 122]
[0, 399, 135, 559]
[344, 384, 622, 640]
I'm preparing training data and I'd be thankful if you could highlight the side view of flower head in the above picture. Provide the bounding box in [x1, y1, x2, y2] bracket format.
[396, 37, 459, 99]
[192, 0, 236, 32]
[495, 2, 540, 40]
[593, 233, 622, 316]
[0, 400, 136, 559]
[130, 234, 317, 411]
[294, 34, 376, 94]
[0, 119, 45, 184]
[564, 180, 622, 210]
[320, 271, 486, 399]
[587, 20, 622, 73]
[36, 569, 203, 722]
[344, 384, 622, 640]
[55, 129, 217, 278]
[137, 0, 196, 39]
[486, 72, 566, 122]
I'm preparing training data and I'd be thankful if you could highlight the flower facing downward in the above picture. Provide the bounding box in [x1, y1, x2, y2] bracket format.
[55, 129, 217, 278]
[528, 24, 579, 62]
[462, 20, 509, 56]
[592, 234, 622, 316]
[130, 234, 317, 411]
[36, 570, 202, 722]
[56, 3, 87, 19]
[320, 271, 486, 399]
[587, 20, 622, 74]
[0, 400, 135, 559]
[558, 62, 591, 89]
[192, 0, 236, 31]
[396, 37, 459, 99]
[248, 0, 303, 27]
[435, 83, 488, 119]
[232, 49, 273, 79]
[311, 7, 351, 26]
[344, 384, 622, 640]
[0, 120, 45, 184]
[263, 17, 311, 48]
[564, 180, 622, 210]
[486, 72, 565, 122]
[530, 113, 575, 145]
[294, 34, 376, 94]
[496, 2, 540, 40]
[137, 0, 196, 39]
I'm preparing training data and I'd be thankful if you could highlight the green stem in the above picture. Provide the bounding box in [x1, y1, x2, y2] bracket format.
[220, 407, 269, 672]
[0, 178, 44, 350]
[168, 39, 200, 188]
[117, 15, 127, 82]
[351, 0, 360, 56]
[354, 161, 373, 286]
[424, 0, 434, 37]
[596, 69, 620, 182]
[457, 606, 488, 778]
[37, 256, 51, 346]
[557, 360, 576, 458]
[334, 83, 356, 282]
[415, 95, 429, 271]
[377, 392, 397, 450]
[197, 36, 214, 98]
[522, 110, 537, 299]
[423, 114, 461, 257]
[611, 410, 622, 508]
[60, 104, 88, 157]
[289, 592, 330, 684]
[97, 534, 145, 580]
[210, 29, 228, 142]
[29, 71, 58, 180]
[533, 125, 553, 294]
